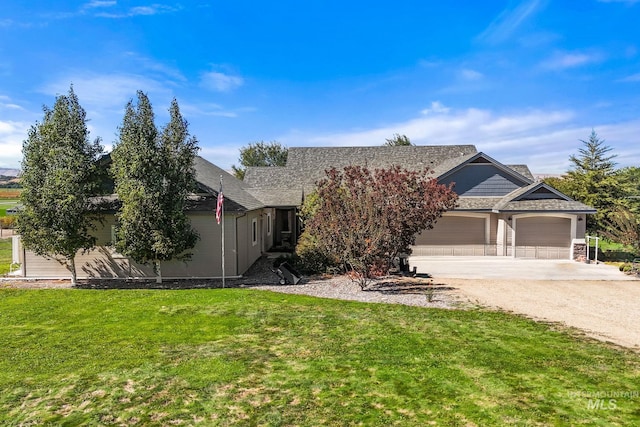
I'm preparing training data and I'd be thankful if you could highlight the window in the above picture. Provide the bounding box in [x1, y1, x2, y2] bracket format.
[266, 212, 272, 236]
[252, 218, 258, 246]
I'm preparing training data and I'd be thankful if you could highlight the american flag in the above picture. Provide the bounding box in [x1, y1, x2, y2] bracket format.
[216, 179, 224, 224]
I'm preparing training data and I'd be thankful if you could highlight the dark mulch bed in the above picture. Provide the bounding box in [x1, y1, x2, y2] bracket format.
[74, 255, 287, 289]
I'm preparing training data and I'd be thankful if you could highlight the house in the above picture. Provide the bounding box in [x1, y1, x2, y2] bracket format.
[243, 145, 595, 260]
[15, 157, 267, 279]
[15, 144, 595, 280]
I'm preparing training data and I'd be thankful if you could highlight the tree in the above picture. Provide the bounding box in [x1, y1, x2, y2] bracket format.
[544, 130, 623, 232]
[232, 141, 288, 179]
[111, 92, 199, 283]
[18, 86, 103, 285]
[384, 133, 413, 146]
[618, 166, 640, 214]
[304, 165, 457, 289]
[601, 207, 640, 255]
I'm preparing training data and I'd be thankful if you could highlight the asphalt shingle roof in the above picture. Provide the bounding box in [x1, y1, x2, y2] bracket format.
[193, 156, 264, 212]
[244, 145, 480, 206]
[492, 182, 596, 213]
[242, 145, 594, 214]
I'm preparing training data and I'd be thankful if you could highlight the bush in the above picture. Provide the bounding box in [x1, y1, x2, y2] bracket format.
[295, 231, 340, 275]
[0, 216, 16, 229]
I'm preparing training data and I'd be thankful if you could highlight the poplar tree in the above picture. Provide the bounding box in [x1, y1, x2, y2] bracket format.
[111, 92, 199, 283]
[18, 86, 103, 285]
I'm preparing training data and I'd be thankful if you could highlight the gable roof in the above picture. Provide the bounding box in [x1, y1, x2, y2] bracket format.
[242, 145, 594, 214]
[193, 156, 263, 212]
[244, 145, 481, 206]
[437, 152, 534, 185]
[492, 182, 596, 213]
[94, 154, 263, 213]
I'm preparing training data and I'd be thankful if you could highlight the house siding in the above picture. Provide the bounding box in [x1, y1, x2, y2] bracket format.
[441, 164, 527, 196]
[18, 210, 265, 279]
[235, 210, 263, 276]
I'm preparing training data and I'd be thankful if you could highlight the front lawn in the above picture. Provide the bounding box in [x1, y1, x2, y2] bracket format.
[0, 289, 638, 425]
[0, 239, 12, 275]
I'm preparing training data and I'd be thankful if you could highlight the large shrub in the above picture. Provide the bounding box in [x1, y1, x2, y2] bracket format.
[305, 165, 457, 288]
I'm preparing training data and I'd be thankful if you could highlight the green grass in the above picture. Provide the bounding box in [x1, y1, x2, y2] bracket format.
[0, 199, 19, 217]
[0, 289, 638, 426]
[0, 239, 12, 275]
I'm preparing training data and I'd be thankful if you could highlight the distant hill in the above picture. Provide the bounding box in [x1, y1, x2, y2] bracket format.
[0, 169, 20, 178]
[0, 172, 21, 188]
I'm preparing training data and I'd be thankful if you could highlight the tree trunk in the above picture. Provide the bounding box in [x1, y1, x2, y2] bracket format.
[155, 259, 162, 284]
[70, 257, 77, 286]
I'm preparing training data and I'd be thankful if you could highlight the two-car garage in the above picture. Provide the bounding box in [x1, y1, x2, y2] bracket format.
[412, 213, 576, 259]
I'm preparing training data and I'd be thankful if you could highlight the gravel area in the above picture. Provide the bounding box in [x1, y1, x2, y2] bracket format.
[3, 255, 639, 350]
[251, 275, 457, 309]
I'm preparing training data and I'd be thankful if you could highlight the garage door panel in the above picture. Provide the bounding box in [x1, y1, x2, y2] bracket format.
[515, 217, 571, 247]
[415, 216, 485, 245]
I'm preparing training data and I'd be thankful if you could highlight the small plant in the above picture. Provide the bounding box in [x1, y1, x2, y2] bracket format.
[425, 287, 436, 303]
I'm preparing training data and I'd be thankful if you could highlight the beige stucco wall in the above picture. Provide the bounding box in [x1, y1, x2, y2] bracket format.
[19, 210, 264, 279]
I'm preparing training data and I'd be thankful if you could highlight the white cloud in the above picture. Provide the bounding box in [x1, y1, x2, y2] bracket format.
[0, 120, 30, 168]
[40, 73, 170, 109]
[122, 52, 186, 82]
[82, 0, 117, 9]
[94, 3, 179, 18]
[540, 51, 603, 70]
[618, 72, 640, 82]
[179, 102, 239, 118]
[277, 106, 640, 174]
[421, 101, 450, 115]
[459, 68, 484, 81]
[200, 70, 244, 92]
[476, 0, 546, 44]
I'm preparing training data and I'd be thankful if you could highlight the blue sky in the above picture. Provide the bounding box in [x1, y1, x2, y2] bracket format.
[1, 0, 640, 174]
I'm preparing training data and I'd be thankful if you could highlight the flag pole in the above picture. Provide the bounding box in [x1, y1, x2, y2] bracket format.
[220, 175, 225, 288]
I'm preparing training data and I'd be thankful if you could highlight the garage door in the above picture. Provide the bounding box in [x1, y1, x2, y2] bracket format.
[514, 216, 571, 259]
[416, 216, 485, 245]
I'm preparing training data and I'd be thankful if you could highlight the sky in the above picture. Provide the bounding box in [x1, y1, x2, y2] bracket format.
[1, 0, 640, 174]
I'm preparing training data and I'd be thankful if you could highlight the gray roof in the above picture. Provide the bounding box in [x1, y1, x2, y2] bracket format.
[506, 165, 534, 181]
[492, 182, 596, 213]
[498, 199, 597, 212]
[244, 145, 480, 206]
[242, 145, 594, 214]
[193, 156, 264, 212]
[456, 197, 504, 211]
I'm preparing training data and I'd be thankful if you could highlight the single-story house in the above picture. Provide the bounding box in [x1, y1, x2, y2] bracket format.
[14, 157, 269, 279]
[243, 145, 595, 261]
[14, 144, 595, 280]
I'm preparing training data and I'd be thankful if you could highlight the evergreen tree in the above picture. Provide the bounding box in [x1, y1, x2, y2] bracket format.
[111, 92, 199, 283]
[547, 130, 623, 232]
[18, 86, 103, 285]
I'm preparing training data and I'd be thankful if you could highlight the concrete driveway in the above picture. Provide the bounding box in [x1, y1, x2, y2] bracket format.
[409, 256, 635, 281]
[409, 256, 640, 348]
